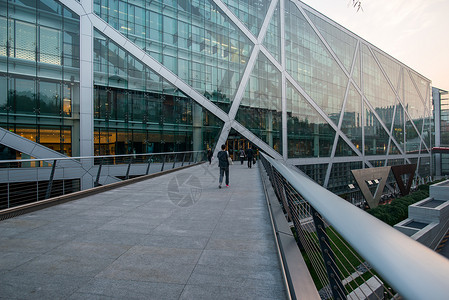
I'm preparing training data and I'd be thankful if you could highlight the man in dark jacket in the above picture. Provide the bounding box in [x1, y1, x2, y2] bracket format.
[207, 148, 213, 164]
[217, 144, 229, 188]
[246, 146, 254, 168]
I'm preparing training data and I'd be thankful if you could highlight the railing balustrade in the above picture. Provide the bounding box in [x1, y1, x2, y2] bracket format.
[260, 153, 449, 300]
[0, 151, 205, 210]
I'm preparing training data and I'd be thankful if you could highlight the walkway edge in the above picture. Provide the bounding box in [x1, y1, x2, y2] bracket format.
[258, 163, 320, 300]
[0, 162, 204, 221]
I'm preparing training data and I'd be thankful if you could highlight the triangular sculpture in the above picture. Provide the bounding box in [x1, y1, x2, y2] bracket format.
[351, 166, 391, 209]
[391, 164, 417, 196]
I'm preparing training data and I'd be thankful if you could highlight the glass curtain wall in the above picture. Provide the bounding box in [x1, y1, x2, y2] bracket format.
[93, 0, 253, 113]
[0, 0, 433, 192]
[0, 0, 80, 157]
[93, 30, 222, 155]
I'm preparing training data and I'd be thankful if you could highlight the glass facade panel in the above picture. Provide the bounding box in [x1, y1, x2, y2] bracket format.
[341, 83, 362, 151]
[420, 141, 429, 154]
[13, 77, 36, 115]
[423, 116, 431, 150]
[15, 21, 36, 62]
[306, 11, 357, 74]
[263, 1, 280, 63]
[0, 0, 79, 156]
[285, 2, 348, 122]
[364, 106, 389, 156]
[287, 81, 335, 158]
[404, 70, 425, 122]
[405, 114, 420, 154]
[392, 101, 405, 150]
[94, 0, 253, 113]
[410, 71, 429, 108]
[335, 137, 357, 157]
[5, 125, 72, 156]
[389, 140, 400, 155]
[361, 44, 396, 129]
[0, 15, 7, 58]
[40, 26, 61, 65]
[39, 80, 61, 116]
[297, 163, 328, 186]
[328, 161, 362, 194]
[0, 75, 6, 110]
[419, 156, 431, 178]
[373, 50, 401, 89]
[236, 52, 282, 153]
[93, 30, 223, 155]
[221, 0, 270, 37]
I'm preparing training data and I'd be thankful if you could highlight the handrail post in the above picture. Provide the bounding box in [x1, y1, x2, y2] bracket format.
[161, 155, 165, 171]
[181, 153, 186, 166]
[125, 157, 133, 180]
[7, 183, 10, 208]
[189, 152, 193, 165]
[45, 160, 57, 199]
[95, 157, 104, 187]
[145, 156, 152, 175]
[172, 153, 177, 169]
[310, 207, 346, 300]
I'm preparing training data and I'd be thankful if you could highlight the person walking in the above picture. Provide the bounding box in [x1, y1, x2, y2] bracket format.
[239, 149, 245, 165]
[217, 144, 230, 188]
[207, 148, 213, 164]
[246, 146, 254, 168]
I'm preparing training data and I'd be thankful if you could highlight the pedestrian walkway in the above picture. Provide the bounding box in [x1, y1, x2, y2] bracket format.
[0, 162, 287, 299]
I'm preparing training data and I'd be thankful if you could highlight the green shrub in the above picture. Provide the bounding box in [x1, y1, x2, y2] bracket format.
[367, 184, 432, 226]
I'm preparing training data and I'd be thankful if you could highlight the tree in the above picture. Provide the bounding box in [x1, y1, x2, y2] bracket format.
[351, 0, 363, 12]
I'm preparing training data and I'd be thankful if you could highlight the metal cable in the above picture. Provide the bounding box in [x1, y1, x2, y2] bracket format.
[265, 157, 392, 300]
[279, 176, 331, 295]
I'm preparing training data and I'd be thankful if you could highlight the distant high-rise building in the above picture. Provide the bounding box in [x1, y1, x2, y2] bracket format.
[0, 0, 432, 193]
[433, 87, 449, 176]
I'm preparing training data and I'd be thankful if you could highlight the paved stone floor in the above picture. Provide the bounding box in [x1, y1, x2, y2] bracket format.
[0, 162, 287, 299]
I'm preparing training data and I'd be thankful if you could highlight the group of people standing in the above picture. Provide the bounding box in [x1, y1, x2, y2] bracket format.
[239, 148, 255, 168]
[207, 145, 256, 189]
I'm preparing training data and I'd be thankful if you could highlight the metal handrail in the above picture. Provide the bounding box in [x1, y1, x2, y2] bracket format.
[261, 153, 449, 300]
[0, 150, 204, 164]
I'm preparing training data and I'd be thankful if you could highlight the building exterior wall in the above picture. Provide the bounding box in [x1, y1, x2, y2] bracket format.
[432, 87, 449, 176]
[0, 0, 433, 193]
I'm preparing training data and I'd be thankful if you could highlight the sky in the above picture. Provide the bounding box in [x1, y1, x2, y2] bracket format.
[300, 0, 449, 91]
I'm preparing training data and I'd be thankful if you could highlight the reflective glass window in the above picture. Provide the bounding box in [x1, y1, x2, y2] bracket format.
[287, 81, 335, 158]
[39, 80, 60, 116]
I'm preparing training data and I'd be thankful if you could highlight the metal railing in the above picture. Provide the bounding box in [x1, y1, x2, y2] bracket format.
[260, 153, 449, 300]
[0, 151, 205, 210]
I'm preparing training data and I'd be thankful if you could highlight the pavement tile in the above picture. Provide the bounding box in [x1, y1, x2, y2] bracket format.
[96, 260, 196, 284]
[0, 270, 91, 300]
[179, 283, 286, 300]
[0, 238, 64, 254]
[13, 253, 115, 277]
[68, 278, 184, 300]
[139, 234, 209, 249]
[0, 163, 287, 299]
[46, 241, 132, 259]
[0, 251, 41, 271]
